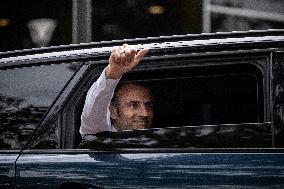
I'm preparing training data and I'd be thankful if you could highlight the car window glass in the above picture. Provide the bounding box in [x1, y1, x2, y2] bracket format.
[78, 122, 272, 149]
[0, 63, 75, 149]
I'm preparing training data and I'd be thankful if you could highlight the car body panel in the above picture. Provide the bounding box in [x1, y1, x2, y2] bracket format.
[0, 153, 18, 189]
[16, 151, 284, 188]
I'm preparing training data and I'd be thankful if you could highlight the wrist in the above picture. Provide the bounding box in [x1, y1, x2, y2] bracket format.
[105, 65, 123, 79]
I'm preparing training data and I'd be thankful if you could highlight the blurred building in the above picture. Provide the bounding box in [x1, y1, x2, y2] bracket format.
[204, 0, 284, 32]
[0, 0, 283, 52]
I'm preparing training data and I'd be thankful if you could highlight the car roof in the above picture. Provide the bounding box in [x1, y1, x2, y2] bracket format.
[1, 29, 284, 69]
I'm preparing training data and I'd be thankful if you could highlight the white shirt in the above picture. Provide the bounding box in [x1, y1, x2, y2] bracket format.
[80, 69, 120, 135]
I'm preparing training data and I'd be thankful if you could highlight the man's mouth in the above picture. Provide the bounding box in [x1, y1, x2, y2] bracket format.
[134, 120, 149, 124]
[132, 120, 151, 129]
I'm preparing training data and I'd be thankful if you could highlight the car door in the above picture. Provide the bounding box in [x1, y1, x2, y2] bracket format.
[15, 134, 284, 189]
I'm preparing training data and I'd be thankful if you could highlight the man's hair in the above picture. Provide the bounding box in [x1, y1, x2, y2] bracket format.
[110, 82, 151, 107]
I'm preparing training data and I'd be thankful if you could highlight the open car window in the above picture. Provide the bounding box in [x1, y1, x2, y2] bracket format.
[72, 53, 272, 149]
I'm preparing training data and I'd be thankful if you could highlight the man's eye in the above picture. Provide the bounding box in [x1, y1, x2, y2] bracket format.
[128, 102, 138, 108]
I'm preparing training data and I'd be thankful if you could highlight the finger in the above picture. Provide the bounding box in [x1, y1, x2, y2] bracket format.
[126, 49, 137, 66]
[133, 48, 149, 64]
[123, 44, 136, 62]
[130, 48, 137, 59]
[123, 43, 129, 48]
[124, 48, 131, 63]
[117, 46, 127, 64]
[119, 50, 126, 65]
[111, 49, 121, 63]
[124, 47, 135, 63]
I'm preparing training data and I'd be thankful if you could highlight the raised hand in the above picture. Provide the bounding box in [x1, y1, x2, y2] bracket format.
[106, 44, 149, 79]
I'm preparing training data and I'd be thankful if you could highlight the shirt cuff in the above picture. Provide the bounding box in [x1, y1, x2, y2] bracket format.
[102, 68, 121, 88]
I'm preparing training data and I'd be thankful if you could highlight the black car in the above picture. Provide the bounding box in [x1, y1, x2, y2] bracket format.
[1, 30, 284, 189]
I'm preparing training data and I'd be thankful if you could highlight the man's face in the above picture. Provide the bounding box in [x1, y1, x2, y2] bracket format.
[110, 84, 153, 130]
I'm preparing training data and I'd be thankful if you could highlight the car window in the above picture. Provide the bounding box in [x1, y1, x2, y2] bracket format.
[78, 62, 272, 149]
[75, 57, 268, 148]
[0, 63, 75, 149]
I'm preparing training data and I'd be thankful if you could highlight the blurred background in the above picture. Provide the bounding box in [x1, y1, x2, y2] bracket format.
[0, 0, 284, 52]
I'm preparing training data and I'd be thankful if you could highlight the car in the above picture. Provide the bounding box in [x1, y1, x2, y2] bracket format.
[1, 29, 284, 189]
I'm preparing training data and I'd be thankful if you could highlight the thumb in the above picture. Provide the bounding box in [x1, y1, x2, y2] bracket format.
[133, 48, 149, 64]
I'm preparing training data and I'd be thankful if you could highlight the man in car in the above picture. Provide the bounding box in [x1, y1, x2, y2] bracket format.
[80, 44, 153, 137]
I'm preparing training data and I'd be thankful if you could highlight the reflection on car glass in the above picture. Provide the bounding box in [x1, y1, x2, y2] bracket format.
[78, 122, 271, 149]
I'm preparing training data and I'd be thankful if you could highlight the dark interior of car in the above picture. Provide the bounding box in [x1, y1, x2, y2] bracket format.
[122, 63, 264, 127]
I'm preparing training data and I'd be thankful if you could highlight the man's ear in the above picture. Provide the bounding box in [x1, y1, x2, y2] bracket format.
[109, 104, 118, 119]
